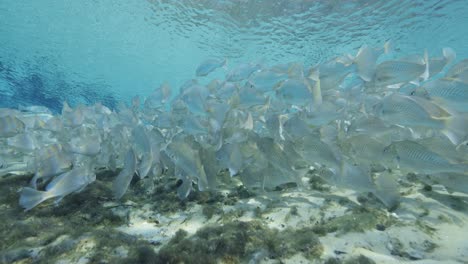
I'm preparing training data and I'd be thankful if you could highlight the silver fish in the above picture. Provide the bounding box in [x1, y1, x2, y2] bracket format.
[382, 140, 468, 174]
[19, 167, 96, 211]
[374, 52, 428, 86]
[196, 58, 226, 77]
[0, 115, 25, 137]
[113, 148, 137, 199]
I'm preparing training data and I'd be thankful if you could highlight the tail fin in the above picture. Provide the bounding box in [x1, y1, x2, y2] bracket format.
[443, 47, 456, 63]
[337, 161, 374, 191]
[373, 171, 400, 209]
[443, 114, 468, 145]
[19, 187, 49, 211]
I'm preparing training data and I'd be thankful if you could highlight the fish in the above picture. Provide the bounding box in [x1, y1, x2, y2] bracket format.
[164, 137, 209, 192]
[217, 142, 243, 177]
[132, 126, 153, 179]
[144, 82, 172, 110]
[179, 84, 210, 115]
[353, 41, 391, 82]
[232, 83, 267, 109]
[196, 58, 227, 77]
[445, 58, 468, 83]
[427, 47, 456, 78]
[30, 148, 74, 189]
[374, 52, 429, 86]
[226, 63, 261, 82]
[62, 102, 85, 127]
[309, 59, 355, 91]
[275, 78, 314, 107]
[413, 79, 468, 112]
[373, 171, 400, 209]
[0, 115, 25, 137]
[112, 148, 137, 199]
[19, 167, 96, 211]
[7, 132, 38, 151]
[382, 140, 468, 174]
[3, 43, 468, 212]
[293, 133, 342, 173]
[373, 93, 467, 145]
[248, 69, 287, 92]
[64, 127, 101, 156]
[340, 134, 388, 169]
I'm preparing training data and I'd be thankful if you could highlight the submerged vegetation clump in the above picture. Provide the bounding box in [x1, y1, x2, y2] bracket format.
[155, 220, 323, 263]
[312, 206, 396, 236]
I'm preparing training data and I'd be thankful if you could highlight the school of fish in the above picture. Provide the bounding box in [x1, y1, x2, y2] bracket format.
[1, 43, 467, 211]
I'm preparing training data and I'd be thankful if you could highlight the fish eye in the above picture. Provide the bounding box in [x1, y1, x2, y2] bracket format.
[410, 91, 416, 96]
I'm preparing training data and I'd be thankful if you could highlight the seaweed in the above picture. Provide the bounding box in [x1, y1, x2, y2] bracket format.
[155, 220, 323, 263]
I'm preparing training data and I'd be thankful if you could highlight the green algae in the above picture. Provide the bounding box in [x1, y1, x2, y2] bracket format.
[312, 207, 395, 236]
[155, 220, 323, 263]
[0, 171, 142, 263]
[415, 220, 437, 236]
[308, 174, 331, 192]
[344, 255, 376, 264]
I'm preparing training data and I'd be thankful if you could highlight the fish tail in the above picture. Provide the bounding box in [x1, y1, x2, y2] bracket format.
[354, 47, 379, 82]
[337, 160, 374, 191]
[19, 187, 50, 211]
[373, 172, 400, 209]
[443, 114, 468, 145]
[443, 47, 456, 63]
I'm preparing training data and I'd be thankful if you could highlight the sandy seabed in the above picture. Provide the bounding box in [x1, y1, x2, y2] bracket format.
[1, 170, 467, 264]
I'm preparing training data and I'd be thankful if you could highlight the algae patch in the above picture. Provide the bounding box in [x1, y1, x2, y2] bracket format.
[313, 207, 395, 236]
[155, 220, 323, 263]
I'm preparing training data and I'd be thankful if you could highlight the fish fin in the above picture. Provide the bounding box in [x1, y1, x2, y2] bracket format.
[112, 149, 137, 199]
[337, 161, 373, 191]
[19, 187, 50, 211]
[387, 83, 404, 89]
[422, 49, 429, 81]
[337, 53, 354, 66]
[383, 40, 392, 54]
[443, 47, 456, 63]
[373, 171, 400, 209]
[112, 169, 135, 200]
[308, 67, 320, 82]
[443, 113, 468, 145]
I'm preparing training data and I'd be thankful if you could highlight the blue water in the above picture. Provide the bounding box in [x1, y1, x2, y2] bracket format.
[1, 0, 467, 112]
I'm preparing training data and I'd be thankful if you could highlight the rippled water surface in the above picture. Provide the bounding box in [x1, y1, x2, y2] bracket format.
[1, 0, 467, 109]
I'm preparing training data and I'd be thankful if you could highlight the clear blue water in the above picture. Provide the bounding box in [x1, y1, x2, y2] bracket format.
[1, 0, 467, 111]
